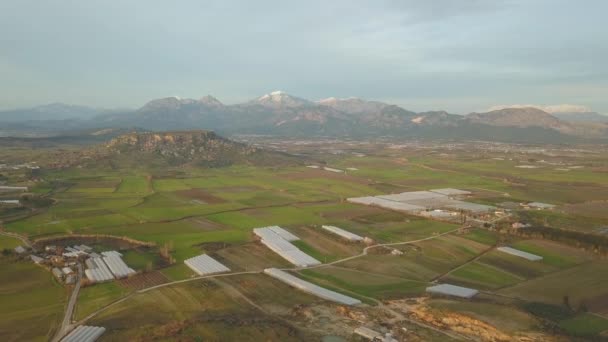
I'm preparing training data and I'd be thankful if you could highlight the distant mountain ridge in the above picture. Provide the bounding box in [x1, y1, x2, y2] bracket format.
[552, 112, 608, 123]
[0, 103, 107, 122]
[2, 93, 607, 143]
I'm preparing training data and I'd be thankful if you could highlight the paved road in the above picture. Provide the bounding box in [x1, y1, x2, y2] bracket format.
[51, 263, 83, 342]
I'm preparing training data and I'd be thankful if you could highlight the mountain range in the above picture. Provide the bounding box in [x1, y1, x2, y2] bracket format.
[2, 92, 607, 143]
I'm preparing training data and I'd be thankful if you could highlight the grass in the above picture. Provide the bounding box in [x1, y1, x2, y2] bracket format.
[477, 250, 556, 279]
[90, 278, 317, 341]
[0, 258, 66, 342]
[121, 249, 163, 271]
[160, 263, 195, 281]
[429, 299, 539, 333]
[446, 261, 523, 289]
[461, 229, 498, 246]
[75, 282, 131, 320]
[116, 175, 151, 194]
[341, 234, 489, 282]
[0, 234, 21, 250]
[558, 313, 608, 336]
[299, 266, 427, 299]
[511, 240, 588, 268]
[499, 260, 608, 310]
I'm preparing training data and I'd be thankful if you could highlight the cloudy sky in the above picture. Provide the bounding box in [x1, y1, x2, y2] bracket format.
[1, 0, 606, 114]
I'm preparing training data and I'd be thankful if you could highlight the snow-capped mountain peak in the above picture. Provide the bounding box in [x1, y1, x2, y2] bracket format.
[254, 91, 311, 107]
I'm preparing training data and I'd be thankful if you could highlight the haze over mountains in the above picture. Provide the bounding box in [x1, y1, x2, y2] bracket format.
[1, 92, 607, 143]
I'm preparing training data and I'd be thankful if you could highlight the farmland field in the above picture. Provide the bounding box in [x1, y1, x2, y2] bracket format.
[0, 259, 66, 342]
[1, 138, 608, 341]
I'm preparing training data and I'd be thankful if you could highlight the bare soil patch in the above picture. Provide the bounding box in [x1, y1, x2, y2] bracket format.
[118, 271, 169, 290]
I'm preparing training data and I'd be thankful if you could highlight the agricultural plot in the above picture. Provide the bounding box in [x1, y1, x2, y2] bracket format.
[221, 273, 321, 313]
[116, 175, 151, 194]
[511, 240, 590, 268]
[215, 242, 293, 271]
[299, 266, 427, 300]
[499, 260, 608, 312]
[443, 261, 523, 290]
[0, 259, 66, 342]
[264, 268, 361, 305]
[89, 279, 318, 341]
[475, 250, 556, 279]
[427, 299, 542, 335]
[75, 282, 131, 321]
[341, 235, 490, 281]
[558, 313, 608, 337]
[118, 271, 169, 290]
[0, 234, 21, 250]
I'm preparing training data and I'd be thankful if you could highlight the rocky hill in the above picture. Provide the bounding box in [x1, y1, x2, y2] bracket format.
[103, 130, 295, 167]
[467, 107, 565, 128]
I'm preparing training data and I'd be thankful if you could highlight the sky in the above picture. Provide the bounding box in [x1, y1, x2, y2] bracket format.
[1, 0, 607, 114]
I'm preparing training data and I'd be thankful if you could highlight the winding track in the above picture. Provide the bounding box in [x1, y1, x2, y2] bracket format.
[71, 227, 463, 331]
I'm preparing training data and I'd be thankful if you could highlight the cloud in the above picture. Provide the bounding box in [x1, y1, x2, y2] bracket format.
[487, 104, 592, 113]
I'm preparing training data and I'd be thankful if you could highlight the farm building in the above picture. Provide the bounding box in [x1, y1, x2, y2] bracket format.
[321, 225, 363, 242]
[85, 257, 114, 283]
[254, 226, 321, 267]
[354, 326, 382, 340]
[65, 275, 76, 285]
[74, 244, 93, 252]
[306, 165, 320, 169]
[52, 268, 63, 279]
[103, 253, 135, 278]
[62, 267, 73, 275]
[14, 246, 26, 254]
[426, 284, 479, 299]
[430, 188, 472, 196]
[30, 255, 44, 264]
[527, 202, 555, 210]
[347, 196, 425, 214]
[444, 201, 496, 213]
[61, 325, 106, 342]
[377, 191, 445, 202]
[101, 250, 122, 257]
[323, 167, 344, 173]
[0, 185, 28, 192]
[264, 268, 361, 305]
[497, 246, 543, 261]
[0, 200, 21, 206]
[184, 254, 230, 276]
[348, 190, 494, 216]
[420, 210, 456, 219]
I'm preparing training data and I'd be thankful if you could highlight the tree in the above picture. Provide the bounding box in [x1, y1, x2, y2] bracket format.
[563, 295, 572, 311]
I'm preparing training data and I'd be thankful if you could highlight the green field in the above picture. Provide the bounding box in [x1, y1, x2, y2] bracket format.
[558, 313, 608, 337]
[0, 235, 21, 250]
[1, 140, 608, 340]
[0, 259, 66, 342]
[89, 279, 319, 341]
[499, 260, 608, 311]
[299, 266, 427, 299]
[75, 282, 131, 321]
[445, 261, 523, 289]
